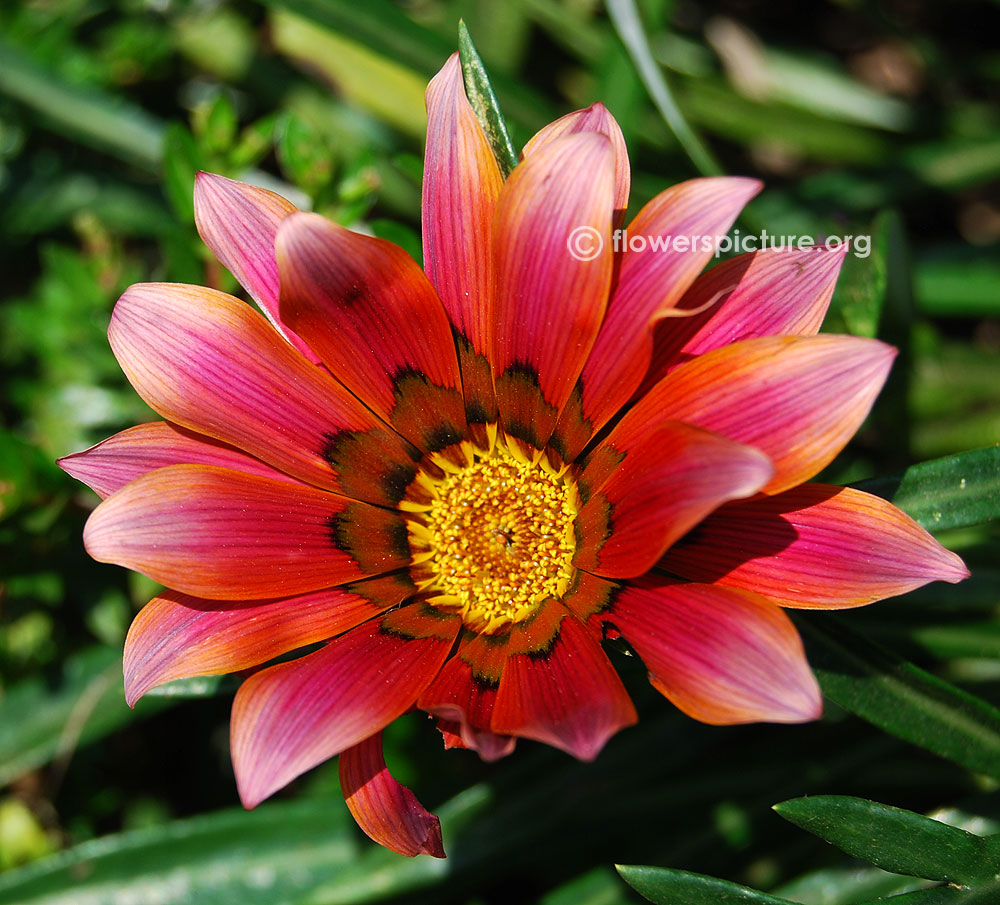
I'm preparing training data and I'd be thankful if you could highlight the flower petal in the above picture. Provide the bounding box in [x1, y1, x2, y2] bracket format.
[83, 465, 409, 600]
[575, 420, 774, 578]
[522, 103, 630, 218]
[123, 573, 414, 706]
[276, 212, 467, 455]
[423, 53, 503, 430]
[193, 172, 318, 362]
[557, 178, 760, 459]
[339, 732, 445, 858]
[491, 612, 637, 759]
[109, 282, 419, 506]
[231, 611, 456, 808]
[640, 243, 848, 392]
[617, 335, 896, 495]
[492, 132, 615, 450]
[417, 654, 516, 762]
[662, 483, 970, 608]
[611, 576, 822, 724]
[58, 421, 298, 499]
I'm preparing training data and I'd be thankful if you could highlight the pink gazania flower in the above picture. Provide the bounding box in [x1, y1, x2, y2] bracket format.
[60, 54, 967, 858]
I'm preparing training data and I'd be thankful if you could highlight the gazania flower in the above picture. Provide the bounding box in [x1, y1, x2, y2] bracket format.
[60, 53, 967, 858]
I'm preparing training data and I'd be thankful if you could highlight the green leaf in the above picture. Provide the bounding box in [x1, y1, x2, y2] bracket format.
[616, 865, 795, 905]
[457, 22, 518, 178]
[774, 796, 998, 885]
[141, 674, 241, 700]
[0, 798, 357, 905]
[605, 0, 722, 176]
[854, 446, 1000, 532]
[795, 615, 1000, 778]
[0, 646, 170, 786]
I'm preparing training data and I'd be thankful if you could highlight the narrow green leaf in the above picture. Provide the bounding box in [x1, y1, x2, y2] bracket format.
[854, 446, 1000, 532]
[457, 22, 519, 178]
[0, 799, 356, 905]
[774, 796, 998, 885]
[606, 0, 722, 176]
[142, 674, 241, 699]
[616, 865, 795, 905]
[796, 616, 1000, 778]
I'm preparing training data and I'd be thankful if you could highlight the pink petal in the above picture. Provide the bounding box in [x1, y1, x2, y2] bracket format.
[611, 576, 822, 724]
[422, 53, 502, 360]
[662, 483, 969, 608]
[276, 212, 467, 453]
[618, 335, 896, 495]
[58, 421, 298, 499]
[83, 464, 409, 600]
[640, 243, 849, 393]
[558, 177, 760, 460]
[522, 103, 630, 218]
[109, 283, 418, 505]
[492, 132, 615, 450]
[491, 613, 637, 759]
[574, 420, 773, 578]
[339, 732, 445, 858]
[193, 172, 318, 362]
[231, 613, 456, 808]
[123, 574, 414, 706]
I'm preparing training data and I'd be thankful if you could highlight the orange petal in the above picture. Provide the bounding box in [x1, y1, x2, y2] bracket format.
[618, 335, 896, 494]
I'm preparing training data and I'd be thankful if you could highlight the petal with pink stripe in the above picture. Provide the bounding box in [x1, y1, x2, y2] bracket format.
[662, 483, 969, 608]
[555, 177, 760, 460]
[491, 133, 615, 450]
[423, 54, 503, 429]
[193, 172, 318, 362]
[109, 283, 419, 506]
[231, 612, 457, 808]
[339, 732, 444, 858]
[574, 420, 773, 578]
[58, 421, 298, 499]
[83, 465, 410, 600]
[123, 573, 414, 706]
[522, 103, 630, 218]
[640, 243, 848, 392]
[611, 576, 822, 724]
[616, 334, 896, 495]
[276, 212, 467, 455]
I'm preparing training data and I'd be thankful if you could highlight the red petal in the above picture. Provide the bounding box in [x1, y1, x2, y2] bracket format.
[339, 732, 445, 858]
[276, 213, 467, 453]
[491, 613, 637, 759]
[612, 576, 822, 724]
[193, 172, 318, 362]
[641, 244, 848, 391]
[575, 420, 773, 578]
[663, 483, 969, 608]
[83, 465, 409, 600]
[58, 421, 298, 499]
[618, 335, 896, 495]
[123, 574, 413, 705]
[231, 612, 456, 808]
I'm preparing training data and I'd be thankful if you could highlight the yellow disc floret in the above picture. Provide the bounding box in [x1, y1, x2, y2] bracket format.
[406, 438, 578, 633]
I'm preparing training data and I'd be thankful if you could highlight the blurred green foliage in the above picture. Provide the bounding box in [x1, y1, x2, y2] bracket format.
[0, 0, 998, 903]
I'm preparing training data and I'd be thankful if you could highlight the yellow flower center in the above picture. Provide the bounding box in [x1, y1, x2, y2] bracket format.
[405, 438, 578, 634]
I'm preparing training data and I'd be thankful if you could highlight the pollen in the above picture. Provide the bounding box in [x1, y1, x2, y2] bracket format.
[405, 438, 578, 634]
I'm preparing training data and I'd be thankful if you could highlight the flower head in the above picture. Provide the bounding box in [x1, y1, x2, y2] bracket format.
[60, 53, 968, 858]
